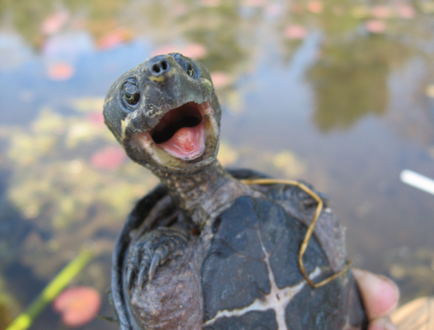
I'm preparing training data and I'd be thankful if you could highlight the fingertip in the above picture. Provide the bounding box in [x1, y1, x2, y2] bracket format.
[353, 268, 399, 319]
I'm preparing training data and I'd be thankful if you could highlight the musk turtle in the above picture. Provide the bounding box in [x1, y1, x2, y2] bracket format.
[103, 53, 368, 330]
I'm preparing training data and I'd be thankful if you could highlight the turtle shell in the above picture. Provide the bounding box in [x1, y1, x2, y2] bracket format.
[111, 169, 368, 330]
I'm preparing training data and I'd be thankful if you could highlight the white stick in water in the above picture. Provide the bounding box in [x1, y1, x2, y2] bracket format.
[400, 170, 434, 196]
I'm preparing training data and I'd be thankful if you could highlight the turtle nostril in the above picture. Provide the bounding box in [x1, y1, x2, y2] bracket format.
[150, 57, 171, 76]
[161, 60, 168, 71]
[152, 64, 161, 73]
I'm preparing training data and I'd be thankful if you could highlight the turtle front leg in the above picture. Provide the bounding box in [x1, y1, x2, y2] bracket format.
[125, 227, 189, 291]
[123, 228, 204, 330]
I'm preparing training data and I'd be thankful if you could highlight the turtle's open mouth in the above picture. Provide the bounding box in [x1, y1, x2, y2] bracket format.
[128, 100, 218, 168]
[149, 102, 208, 161]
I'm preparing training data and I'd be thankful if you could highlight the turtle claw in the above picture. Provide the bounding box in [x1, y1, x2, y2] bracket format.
[124, 228, 188, 292]
[126, 267, 134, 291]
[148, 253, 161, 281]
[137, 264, 148, 291]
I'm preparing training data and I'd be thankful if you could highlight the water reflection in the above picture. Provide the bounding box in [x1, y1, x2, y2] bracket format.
[0, 0, 434, 329]
[309, 36, 410, 132]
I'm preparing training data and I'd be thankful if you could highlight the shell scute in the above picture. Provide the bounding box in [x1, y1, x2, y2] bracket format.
[202, 195, 359, 329]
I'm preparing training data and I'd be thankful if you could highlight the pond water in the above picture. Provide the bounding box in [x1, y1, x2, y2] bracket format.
[0, 0, 434, 329]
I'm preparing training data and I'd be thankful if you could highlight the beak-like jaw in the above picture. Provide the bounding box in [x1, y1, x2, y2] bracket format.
[103, 54, 221, 175]
[127, 99, 220, 173]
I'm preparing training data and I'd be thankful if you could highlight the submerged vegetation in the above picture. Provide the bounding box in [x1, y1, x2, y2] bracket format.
[0, 0, 433, 328]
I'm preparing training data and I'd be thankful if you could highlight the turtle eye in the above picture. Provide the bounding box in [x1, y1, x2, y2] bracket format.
[169, 53, 200, 78]
[186, 62, 194, 77]
[123, 81, 140, 105]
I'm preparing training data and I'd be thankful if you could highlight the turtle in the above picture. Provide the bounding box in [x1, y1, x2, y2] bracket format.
[103, 53, 368, 330]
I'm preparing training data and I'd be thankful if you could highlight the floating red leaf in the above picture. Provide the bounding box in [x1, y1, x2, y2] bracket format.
[41, 11, 69, 35]
[47, 62, 75, 81]
[53, 286, 101, 328]
[396, 4, 415, 19]
[365, 20, 386, 33]
[91, 146, 126, 170]
[86, 113, 105, 126]
[152, 43, 207, 59]
[98, 28, 133, 50]
[307, 1, 323, 14]
[371, 5, 393, 19]
[211, 72, 230, 89]
[284, 25, 308, 39]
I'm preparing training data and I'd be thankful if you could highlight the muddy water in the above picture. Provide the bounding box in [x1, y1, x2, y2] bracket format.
[0, 1, 433, 329]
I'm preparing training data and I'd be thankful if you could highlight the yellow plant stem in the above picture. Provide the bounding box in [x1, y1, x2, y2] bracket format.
[241, 178, 351, 288]
[6, 248, 94, 330]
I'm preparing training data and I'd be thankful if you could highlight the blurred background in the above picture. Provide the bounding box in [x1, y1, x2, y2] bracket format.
[0, 0, 433, 329]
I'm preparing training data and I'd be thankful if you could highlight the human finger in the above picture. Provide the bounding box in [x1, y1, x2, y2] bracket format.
[353, 268, 399, 320]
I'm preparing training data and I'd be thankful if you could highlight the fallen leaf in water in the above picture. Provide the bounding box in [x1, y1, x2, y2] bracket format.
[181, 43, 207, 59]
[86, 113, 105, 126]
[98, 27, 133, 50]
[53, 286, 101, 327]
[91, 146, 126, 170]
[152, 43, 207, 59]
[371, 5, 393, 19]
[47, 62, 75, 80]
[365, 20, 386, 33]
[284, 24, 308, 39]
[290, 4, 304, 14]
[211, 72, 230, 89]
[396, 4, 415, 19]
[307, 1, 323, 14]
[41, 11, 69, 35]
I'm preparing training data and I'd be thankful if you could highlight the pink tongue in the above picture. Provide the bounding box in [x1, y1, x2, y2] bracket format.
[171, 127, 198, 152]
[158, 124, 205, 160]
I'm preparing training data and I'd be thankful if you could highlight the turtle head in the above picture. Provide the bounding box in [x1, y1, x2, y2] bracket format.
[103, 53, 221, 175]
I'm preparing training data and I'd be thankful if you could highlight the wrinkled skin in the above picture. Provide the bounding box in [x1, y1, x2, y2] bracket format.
[104, 54, 368, 330]
[104, 53, 221, 178]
